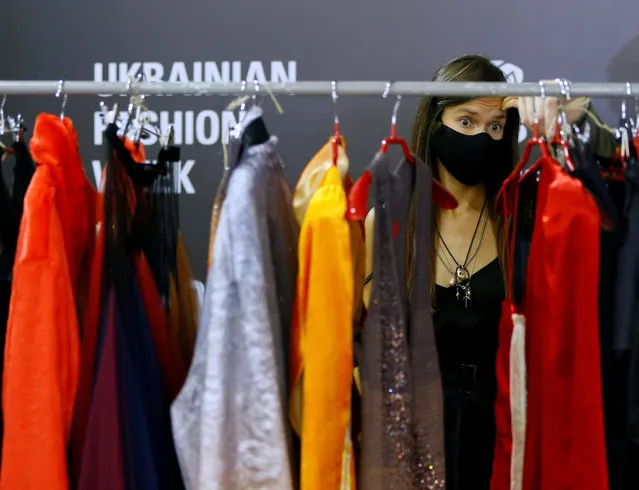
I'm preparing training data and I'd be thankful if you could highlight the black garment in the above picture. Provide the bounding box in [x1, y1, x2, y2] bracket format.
[616, 163, 639, 490]
[614, 164, 639, 353]
[511, 176, 537, 307]
[0, 151, 17, 343]
[0, 142, 36, 327]
[569, 146, 627, 490]
[433, 257, 504, 490]
[0, 141, 35, 464]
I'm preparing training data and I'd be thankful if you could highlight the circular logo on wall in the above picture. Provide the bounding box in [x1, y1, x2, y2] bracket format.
[492, 60, 528, 143]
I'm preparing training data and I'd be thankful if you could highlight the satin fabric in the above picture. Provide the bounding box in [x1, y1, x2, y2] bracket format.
[291, 135, 350, 225]
[498, 155, 608, 490]
[509, 313, 527, 490]
[290, 165, 356, 490]
[0, 115, 96, 490]
[491, 153, 529, 490]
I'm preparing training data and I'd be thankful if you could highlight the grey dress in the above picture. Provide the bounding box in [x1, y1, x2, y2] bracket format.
[170, 107, 298, 490]
[359, 152, 446, 489]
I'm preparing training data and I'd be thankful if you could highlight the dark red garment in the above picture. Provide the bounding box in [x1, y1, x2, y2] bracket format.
[77, 290, 125, 490]
[497, 155, 608, 489]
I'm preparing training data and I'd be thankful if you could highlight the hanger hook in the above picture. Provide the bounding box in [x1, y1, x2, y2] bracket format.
[382, 81, 391, 99]
[391, 95, 402, 128]
[621, 81, 632, 120]
[0, 94, 5, 136]
[561, 79, 572, 100]
[554, 78, 568, 123]
[381, 82, 399, 121]
[252, 80, 260, 106]
[238, 80, 248, 113]
[533, 80, 546, 126]
[538, 80, 546, 99]
[331, 81, 339, 125]
[135, 72, 146, 109]
[56, 80, 67, 121]
[125, 76, 137, 115]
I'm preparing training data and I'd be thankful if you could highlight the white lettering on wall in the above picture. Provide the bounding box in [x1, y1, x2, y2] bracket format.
[90, 160, 196, 194]
[94, 60, 298, 84]
[93, 110, 239, 146]
[91, 59, 297, 195]
[195, 110, 220, 146]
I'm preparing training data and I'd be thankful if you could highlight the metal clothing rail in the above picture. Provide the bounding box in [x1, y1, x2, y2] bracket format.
[0, 80, 638, 97]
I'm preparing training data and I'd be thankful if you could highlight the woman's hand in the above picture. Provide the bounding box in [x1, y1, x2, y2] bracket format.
[503, 94, 590, 138]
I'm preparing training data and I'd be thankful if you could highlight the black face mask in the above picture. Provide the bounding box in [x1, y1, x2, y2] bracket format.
[431, 125, 510, 188]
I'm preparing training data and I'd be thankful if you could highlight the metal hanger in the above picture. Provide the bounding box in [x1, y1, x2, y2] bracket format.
[56, 80, 68, 121]
[330, 80, 341, 166]
[6, 114, 24, 142]
[550, 79, 576, 171]
[516, 80, 552, 181]
[0, 95, 7, 136]
[379, 81, 414, 163]
[252, 80, 261, 107]
[0, 96, 23, 148]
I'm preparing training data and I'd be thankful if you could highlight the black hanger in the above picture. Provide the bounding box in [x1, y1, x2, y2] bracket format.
[237, 116, 270, 161]
[157, 145, 180, 170]
[103, 123, 166, 187]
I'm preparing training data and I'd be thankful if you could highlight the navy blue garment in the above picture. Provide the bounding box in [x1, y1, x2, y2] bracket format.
[114, 290, 158, 490]
[115, 258, 184, 490]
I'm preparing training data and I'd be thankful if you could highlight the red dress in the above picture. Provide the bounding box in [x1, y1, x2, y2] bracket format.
[494, 154, 608, 490]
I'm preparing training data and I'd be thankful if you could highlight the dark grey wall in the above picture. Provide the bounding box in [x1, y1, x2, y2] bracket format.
[3, 0, 639, 282]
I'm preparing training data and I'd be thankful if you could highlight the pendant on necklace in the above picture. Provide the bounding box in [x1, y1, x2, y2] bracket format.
[455, 282, 473, 307]
[455, 265, 470, 284]
[453, 265, 472, 307]
[463, 284, 472, 307]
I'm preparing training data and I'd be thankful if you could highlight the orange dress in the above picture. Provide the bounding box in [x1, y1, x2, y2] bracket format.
[290, 136, 363, 490]
[1, 115, 96, 490]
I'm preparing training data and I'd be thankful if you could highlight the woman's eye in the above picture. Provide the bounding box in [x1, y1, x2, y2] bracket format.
[491, 123, 502, 132]
[459, 118, 471, 127]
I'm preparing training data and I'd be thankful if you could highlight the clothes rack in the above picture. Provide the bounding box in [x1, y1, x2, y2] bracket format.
[0, 80, 638, 97]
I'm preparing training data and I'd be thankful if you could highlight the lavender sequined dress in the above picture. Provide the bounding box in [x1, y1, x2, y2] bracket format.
[359, 153, 446, 489]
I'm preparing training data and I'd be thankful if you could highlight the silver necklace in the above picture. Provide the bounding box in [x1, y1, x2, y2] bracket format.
[436, 208, 490, 307]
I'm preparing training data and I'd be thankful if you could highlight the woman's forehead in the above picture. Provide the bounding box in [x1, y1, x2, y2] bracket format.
[451, 98, 506, 117]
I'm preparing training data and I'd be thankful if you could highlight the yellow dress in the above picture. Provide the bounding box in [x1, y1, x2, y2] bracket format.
[290, 137, 362, 490]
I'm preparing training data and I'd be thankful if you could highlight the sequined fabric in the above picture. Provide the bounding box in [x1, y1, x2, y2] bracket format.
[360, 153, 446, 489]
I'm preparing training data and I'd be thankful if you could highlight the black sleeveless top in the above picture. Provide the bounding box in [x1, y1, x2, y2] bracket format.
[433, 257, 504, 490]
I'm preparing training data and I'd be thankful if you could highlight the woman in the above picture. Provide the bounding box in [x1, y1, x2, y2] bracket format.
[362, 54, 616, 489]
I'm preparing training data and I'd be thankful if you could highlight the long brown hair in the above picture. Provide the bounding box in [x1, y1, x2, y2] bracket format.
[408, 54, 520, 302]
